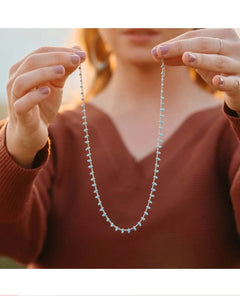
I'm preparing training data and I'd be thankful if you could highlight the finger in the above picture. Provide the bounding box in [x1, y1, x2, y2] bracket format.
[14, 86, 51, 115]
[152, 37, 235, 62]
[213, 74, 240, 93]
[182, 52, 240, 74]
[9, 45, 85, 78]
[12, 65, 65, 100]
[213, 75, 240, 113]
[154, 28, 238, 47]
[10, 51, 86, 82]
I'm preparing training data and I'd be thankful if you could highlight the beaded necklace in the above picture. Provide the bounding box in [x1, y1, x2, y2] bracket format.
[78, 59, 165, 234]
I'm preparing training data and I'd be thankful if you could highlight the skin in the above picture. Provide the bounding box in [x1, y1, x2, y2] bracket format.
[5, 28, 240, 168]
[152, 28, 240, 115]
[89, 28, 240, 161]
[6, 46, 86, 168]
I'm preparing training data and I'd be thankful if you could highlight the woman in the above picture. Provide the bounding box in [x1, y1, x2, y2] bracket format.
[0, 28, 240, 268]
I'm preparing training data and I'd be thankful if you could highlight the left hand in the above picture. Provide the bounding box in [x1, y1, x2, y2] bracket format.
[151, 28, 240, 117]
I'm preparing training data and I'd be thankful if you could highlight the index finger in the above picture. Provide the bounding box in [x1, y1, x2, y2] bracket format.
[157, 28, 238, 44]
[9, 45, 84, 78]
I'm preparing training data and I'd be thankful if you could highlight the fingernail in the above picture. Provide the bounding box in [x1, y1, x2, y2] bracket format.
[53, 65, 64, 74]
[39, 87, 49, 95]
[70, 54, 80, 64]
[159, 45, 169, 55]
[188, 53, 197, 63]
[74, 51, 86, 60]
[152, 47, 158, 58]
[218, 76, 224, 86]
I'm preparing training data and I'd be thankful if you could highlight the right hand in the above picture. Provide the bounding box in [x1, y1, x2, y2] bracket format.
[5, 45, 86, 168]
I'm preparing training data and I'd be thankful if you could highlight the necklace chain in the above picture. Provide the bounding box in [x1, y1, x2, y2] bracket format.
[78, 59, 165, 234]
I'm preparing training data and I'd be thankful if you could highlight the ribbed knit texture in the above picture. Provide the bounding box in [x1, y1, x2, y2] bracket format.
[0, 101, 240, 268]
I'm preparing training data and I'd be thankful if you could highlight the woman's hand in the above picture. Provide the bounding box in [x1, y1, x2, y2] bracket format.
[6, 45, 86, 168]
[151, 28, 240, 117]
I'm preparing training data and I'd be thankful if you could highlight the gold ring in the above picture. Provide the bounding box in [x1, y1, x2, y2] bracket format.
[237, 79, 240, 89]
[218, 39, 224, 54]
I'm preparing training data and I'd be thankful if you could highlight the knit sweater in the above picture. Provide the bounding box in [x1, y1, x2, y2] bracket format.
[0, 101, 240, 268]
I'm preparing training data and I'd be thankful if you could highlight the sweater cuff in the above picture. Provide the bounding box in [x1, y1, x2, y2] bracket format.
[0, 123, 51, 221]
[222, 101, 240, 142]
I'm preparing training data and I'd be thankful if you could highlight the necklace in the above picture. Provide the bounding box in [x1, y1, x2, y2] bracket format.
[78, 59, 165, 234]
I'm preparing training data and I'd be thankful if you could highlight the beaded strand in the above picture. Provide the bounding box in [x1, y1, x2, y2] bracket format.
[78, 59, 165, 234]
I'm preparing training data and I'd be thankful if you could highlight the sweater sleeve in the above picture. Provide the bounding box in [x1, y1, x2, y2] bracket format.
[0, 121, 53, 265]
[221, 101, 240, 236]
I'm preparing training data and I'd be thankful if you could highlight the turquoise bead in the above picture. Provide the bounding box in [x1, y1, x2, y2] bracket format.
[78, 59, 166, 234]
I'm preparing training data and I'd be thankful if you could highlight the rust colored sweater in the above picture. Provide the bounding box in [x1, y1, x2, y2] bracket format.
[0, 101, 240, 268]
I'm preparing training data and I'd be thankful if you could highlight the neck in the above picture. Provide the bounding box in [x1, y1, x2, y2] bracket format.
[96, 59, 196, 112]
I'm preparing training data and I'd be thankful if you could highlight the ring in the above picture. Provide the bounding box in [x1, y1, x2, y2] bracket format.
[12, 90, 20, 99]
[217, 39, 224, 54]
[236, 79, 240, 89]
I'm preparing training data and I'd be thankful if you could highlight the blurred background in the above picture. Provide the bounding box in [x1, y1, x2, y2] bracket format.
[0, 28, 90, 268]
